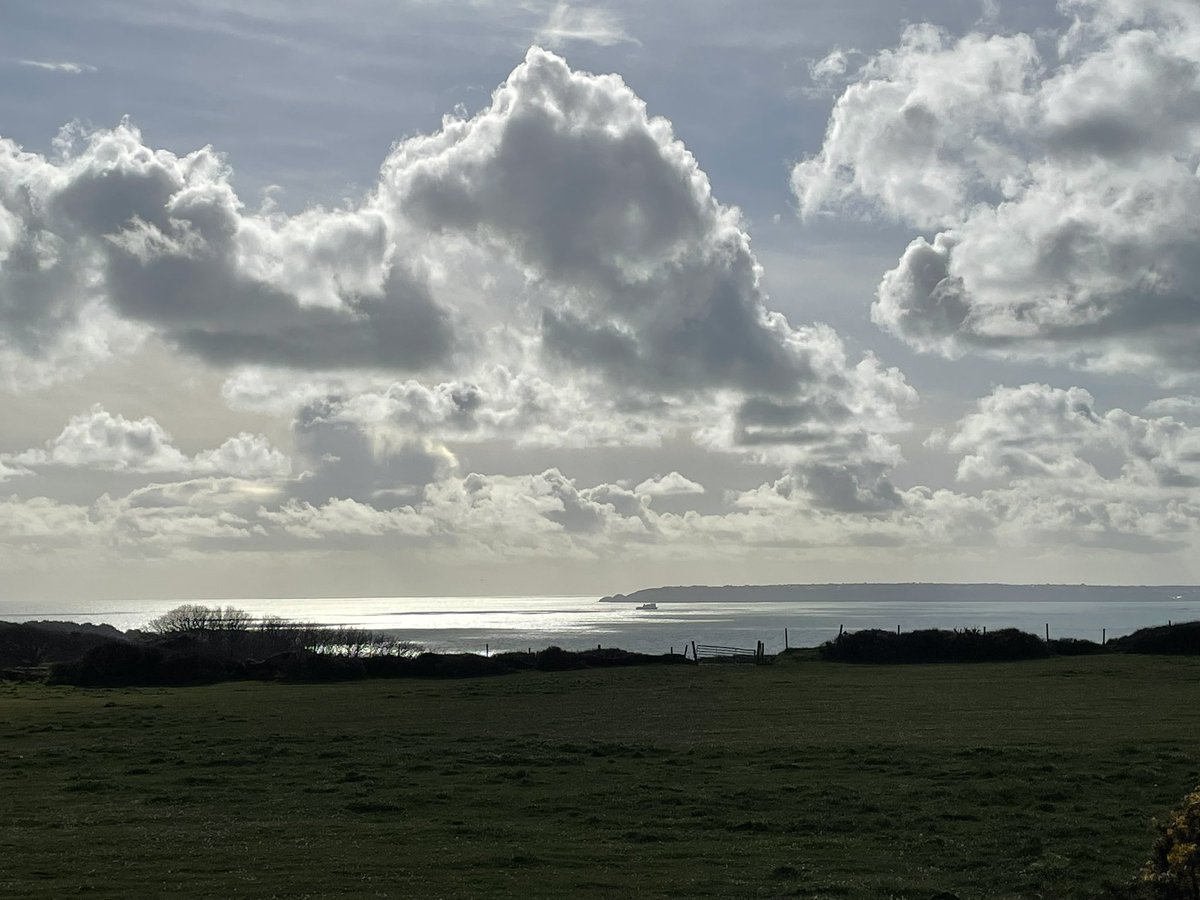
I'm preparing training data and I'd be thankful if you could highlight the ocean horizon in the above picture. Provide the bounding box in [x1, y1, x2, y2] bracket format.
[4, 585, 1200, 656]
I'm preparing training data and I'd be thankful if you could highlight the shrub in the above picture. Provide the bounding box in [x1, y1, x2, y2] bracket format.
[492, 651, 537, 671]
[46, 637, 692, 685]
[362, 654, 417, 678]
[0, 622, 124, 668]
[578, 647, 689, 668]
[535, 646, 584, 671]
[47, 642, 234, 686]
[399, 652, 515, 678]
[1112, 622, 1200, 656]
[1049, 637, 1108, 656]
[363, 651, 520, 678]
[819, 627, 1050, 664]
[268, 652, 366, 682]
[1141, 787, 1200, 898]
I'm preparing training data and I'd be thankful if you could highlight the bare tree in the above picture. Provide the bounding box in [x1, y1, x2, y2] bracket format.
[140, 605, 421, 660]
[145, 605, 254, 634]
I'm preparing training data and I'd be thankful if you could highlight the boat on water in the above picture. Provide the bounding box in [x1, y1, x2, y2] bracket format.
[635, 602, 657, 611]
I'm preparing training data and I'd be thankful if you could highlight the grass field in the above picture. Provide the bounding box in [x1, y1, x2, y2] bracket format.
[3, 653, 1199, 898]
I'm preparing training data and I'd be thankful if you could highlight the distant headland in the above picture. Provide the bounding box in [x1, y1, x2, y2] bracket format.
[600, 583, 1200, 604]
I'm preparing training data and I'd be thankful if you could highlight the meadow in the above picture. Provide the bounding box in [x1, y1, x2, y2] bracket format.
[2, 652, 1199, 898]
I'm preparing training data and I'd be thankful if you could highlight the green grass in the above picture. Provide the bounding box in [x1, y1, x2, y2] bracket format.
[2, 654, 1199, 898]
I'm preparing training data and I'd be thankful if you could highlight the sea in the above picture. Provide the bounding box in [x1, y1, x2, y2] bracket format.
[4, 588, 1200, 655]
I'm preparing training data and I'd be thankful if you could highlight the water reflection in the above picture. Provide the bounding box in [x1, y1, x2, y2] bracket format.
[5, 593, 1197, 656]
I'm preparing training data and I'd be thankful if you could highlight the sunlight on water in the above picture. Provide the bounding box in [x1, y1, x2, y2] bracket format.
[5, 591, 1200, 656]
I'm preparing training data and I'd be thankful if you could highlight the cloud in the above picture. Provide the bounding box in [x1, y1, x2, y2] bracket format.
[793, 24, 1039, 226]
[206, 48, 914, 496]
[0, 495, 96, 543]
[794, 1, 1200, 379]
[0, 120, 457, 387]
[223, 360, 684, 451]
[2, 51, 910, 483]
[290, 398, 457, 506]
[634, 472, 705, 496]
[1143, 395, 1200, 423]
[391, 47, 807, 396]
[258, 497, 435, 539]
[0, 477, 284, 554]
[801, 48, 866, 98]
[914, 382, 1200, 549]
[194, 432, 293, 480]
[122, 477, 283, 513]
[535, 4, 637, 48]
[379, 48, 916, 489]
[931, 382, 1200, 490]
[249, 468, 656, 559]
[0, 47, 932, 565]
[10, 405, 290, 477]
[102, 502, 262, 547]
[0, 400, 1195, 565]
[0, 460, 30, 482]
[18, 60, 97, 74]
[703, 380, 1200, 553]
[418, 469, 652, 553]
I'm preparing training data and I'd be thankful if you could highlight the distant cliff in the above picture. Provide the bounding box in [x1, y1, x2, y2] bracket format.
[599, 583, 1199, 604]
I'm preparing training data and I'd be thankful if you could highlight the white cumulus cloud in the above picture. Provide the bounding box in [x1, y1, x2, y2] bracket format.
[634, 472, 705, 496]
[795, 0, 1200, 379]
[10, 405, 290, 477]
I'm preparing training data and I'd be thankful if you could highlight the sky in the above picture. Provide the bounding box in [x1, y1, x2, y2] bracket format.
[0, 0, 1199, 602]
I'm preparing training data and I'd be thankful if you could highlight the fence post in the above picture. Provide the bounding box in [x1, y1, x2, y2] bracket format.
[784, 627, 789, 649]
[691, 640, 698, 664]
[485, 643, 489, 657]
[838, 624, 844, 639]
[1101, 628, 1106, 645]
[1044, 623, 1049, 642]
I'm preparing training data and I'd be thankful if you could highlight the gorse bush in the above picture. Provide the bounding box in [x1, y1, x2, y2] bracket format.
[1142, 787, 1200, 899]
